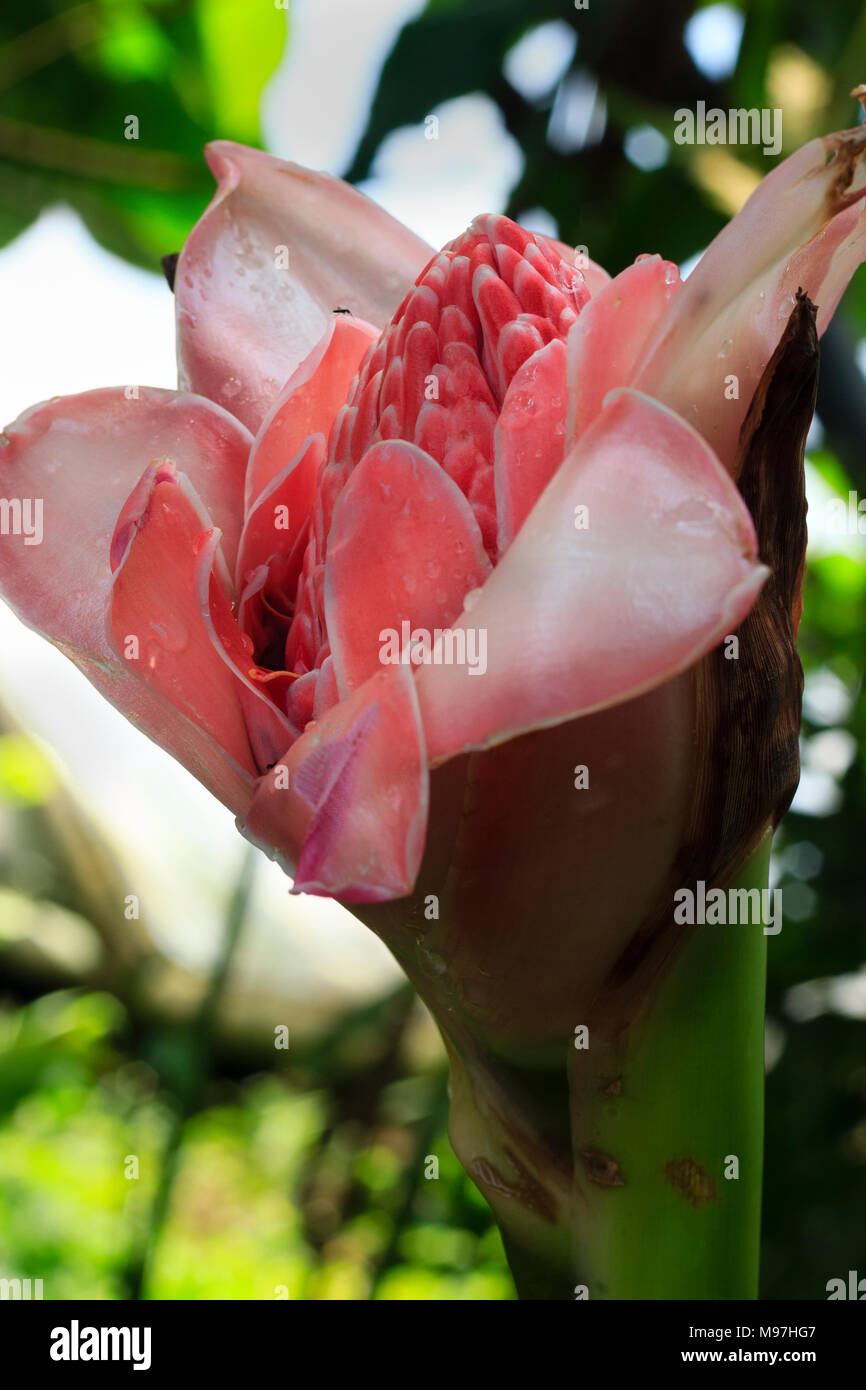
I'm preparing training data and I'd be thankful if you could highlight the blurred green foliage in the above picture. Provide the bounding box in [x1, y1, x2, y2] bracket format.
[0, 988, 513, 1299]
[0, 0, 287, 265]
[0, 734, 57, 805]
[1, 0, 865, 1300]
[763, 551, 866, 1297]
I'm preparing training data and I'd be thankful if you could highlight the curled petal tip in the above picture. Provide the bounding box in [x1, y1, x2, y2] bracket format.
[176, 141, 431, 432]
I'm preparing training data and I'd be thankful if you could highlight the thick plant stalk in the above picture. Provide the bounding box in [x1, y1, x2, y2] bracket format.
[437, 837, 771, 1301]
[566, 834, 770, 1300]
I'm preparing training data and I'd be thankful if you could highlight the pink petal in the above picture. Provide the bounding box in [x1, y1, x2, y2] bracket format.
[636, 123, 866, 470]
[237, 435, 325, 593]
[323, 439, 491, 697]
[176, 141, 432, 433]
[0, 388, 250, 644]
[494, 337, 568, 554]
[0, 388, 255, 811]
[239, 664, 428, 903]
[244, 316, 379, 512]
[67, 648, 255, 814]
[414, 388, 768, 765]
[193, 530, 295, 773]
[565, 255, 681, 446]
[109, 466, 257, 778]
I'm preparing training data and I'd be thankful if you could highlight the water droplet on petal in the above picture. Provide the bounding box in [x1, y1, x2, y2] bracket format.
[669, 498, 715, 536]
[145, 615, 189, 665]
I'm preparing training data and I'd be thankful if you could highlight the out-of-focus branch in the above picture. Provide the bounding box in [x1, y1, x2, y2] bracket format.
[0, 2, 102, 93]
[0, 115, 200, 189]
[0, 697, 364, 1065]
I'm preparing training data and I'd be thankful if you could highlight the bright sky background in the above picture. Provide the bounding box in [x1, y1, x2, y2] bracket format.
[0, 0, 862, 996]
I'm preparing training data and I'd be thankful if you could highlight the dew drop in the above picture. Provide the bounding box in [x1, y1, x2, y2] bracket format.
[145, 614, 189, 664]
[669, 498, 714, 535]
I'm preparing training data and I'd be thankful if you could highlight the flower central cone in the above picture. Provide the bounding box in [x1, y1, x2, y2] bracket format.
[281, 217, 590, 726]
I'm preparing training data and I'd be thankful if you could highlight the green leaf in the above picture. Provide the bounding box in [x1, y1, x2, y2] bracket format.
[195, 0, 288, 145]
[0, 733, 58, 805]
[0, 0, 287, 267]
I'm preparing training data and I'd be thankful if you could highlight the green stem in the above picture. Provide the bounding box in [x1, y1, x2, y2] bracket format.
[568, 836, 770, 1299]
[371, 840, 771, 1301]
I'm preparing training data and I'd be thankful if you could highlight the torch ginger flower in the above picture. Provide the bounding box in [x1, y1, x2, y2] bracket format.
[3, 120, 866, 1298]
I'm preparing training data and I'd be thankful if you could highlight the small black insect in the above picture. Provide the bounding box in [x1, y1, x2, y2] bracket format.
[333, 306, 352, 315]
